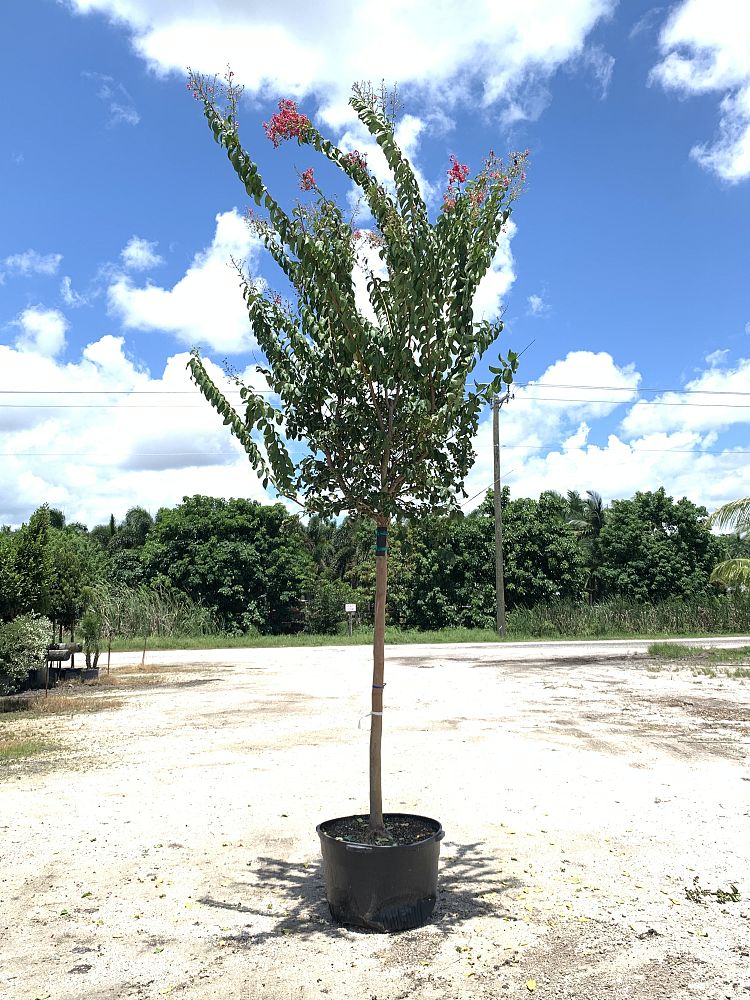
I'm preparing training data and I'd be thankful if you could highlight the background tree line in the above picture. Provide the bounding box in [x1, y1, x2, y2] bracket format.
[1, 487, 748, 653]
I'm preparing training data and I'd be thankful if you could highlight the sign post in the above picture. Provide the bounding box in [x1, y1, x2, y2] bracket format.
[345, 603, 357, 637]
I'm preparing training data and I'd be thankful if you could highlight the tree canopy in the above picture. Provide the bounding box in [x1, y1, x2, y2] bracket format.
[143, 495, 314, 633]
[596, 488, 721, 603]
[0, 485, 739, 640]
[186, 74, 526, 521]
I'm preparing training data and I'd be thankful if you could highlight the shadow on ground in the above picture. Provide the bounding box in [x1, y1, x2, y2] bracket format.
[198, 841, 523, 944]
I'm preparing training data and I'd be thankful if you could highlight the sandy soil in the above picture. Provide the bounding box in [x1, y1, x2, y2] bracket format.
[1, 638, 750, 1000]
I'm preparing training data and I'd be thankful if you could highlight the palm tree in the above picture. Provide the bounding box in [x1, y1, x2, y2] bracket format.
[562, 490, 607, 602]
[709, 497, 750, 588]
[303, 514, 337, 575]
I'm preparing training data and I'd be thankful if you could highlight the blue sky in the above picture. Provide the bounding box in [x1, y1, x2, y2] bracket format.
[1, 0, 749, 527]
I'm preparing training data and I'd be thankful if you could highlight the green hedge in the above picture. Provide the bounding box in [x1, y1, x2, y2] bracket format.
[0, 613, 52, 695]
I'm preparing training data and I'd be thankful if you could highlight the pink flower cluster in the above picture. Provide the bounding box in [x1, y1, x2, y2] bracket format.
[186, 77, 216, 102]
[342, 149, 368, 172]
[442, 154, 470, 212]
[263, 99, 311, 147]
[447, 154, 469, 186]
[300, 167, 315, 191]
[352, 228, 383, 249]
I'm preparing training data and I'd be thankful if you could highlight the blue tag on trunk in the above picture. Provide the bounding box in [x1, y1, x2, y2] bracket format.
[375, 527, 388, 556]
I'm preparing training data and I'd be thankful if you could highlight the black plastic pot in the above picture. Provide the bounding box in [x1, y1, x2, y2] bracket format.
[317, 813, 444, 932]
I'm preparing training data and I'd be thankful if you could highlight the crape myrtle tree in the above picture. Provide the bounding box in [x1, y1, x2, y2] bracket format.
[187, 70, 526, 836]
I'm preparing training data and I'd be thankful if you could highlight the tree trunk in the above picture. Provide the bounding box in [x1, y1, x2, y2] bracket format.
[369, 520, 389, 835]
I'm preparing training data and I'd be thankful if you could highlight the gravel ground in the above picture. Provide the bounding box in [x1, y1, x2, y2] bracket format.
[1, 637, 749, 1000]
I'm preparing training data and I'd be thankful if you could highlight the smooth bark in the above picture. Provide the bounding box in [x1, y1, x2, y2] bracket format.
[369, 523, 389, 834]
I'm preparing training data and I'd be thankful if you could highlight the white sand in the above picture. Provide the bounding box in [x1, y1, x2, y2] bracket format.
[2, 637, 749, 999]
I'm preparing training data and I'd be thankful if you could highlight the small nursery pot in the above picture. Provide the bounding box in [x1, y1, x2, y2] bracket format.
[317, 813, 444, 932]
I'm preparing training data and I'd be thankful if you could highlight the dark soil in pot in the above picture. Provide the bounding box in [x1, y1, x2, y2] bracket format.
[317, 812, 444, 932]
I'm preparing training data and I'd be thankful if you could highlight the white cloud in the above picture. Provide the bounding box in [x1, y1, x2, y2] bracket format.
[463, 350, 640, 501]
[394, 115, 435, 204]
[629, 7, 664, 40]
[13, 307, 69, 357]
[336, 112, 436, 215]
[0, 335, 272, 526]
[351, 234, 388, 326]
[620, 357, 750, 437]
[4, 330, 749, 525]
[1, 250, 62, 279]
[83, 71, 140, 127]
[352, 214, 515, 354]
[60, 276, 89, 307]
[472, 222, 517, 322]
[121, 236, 164, 271]
[562, 421, 591, 450]
[527, 293, 549, 316]
[705, 348, 729, 366]
[108, 209, 260, 352]
[501, 431, 750, 514]
[65, 0, 615, 118]
[508, 350, 641, 441]
[461, 349, 750, 514]
[580, 44, 615, 98]
[651, 0, 750, 182]
[497, 79, 553, 128]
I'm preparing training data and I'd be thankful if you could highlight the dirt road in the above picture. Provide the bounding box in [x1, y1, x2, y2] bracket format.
[2, 639, 749, 999]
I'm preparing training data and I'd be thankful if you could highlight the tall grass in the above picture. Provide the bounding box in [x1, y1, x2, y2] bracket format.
[505, 597, 750, 639]
[93, 585, 219, 640]
[110, 625, 503, 652]
[103, 596, 750, 651]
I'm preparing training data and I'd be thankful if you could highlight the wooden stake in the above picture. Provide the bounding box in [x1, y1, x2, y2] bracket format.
[369, 521, 389, 835]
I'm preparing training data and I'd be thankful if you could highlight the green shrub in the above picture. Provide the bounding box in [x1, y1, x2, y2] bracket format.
[0, 613, 53, 695]
[305, 579, 356, 634]
[79, 609, 102, 669]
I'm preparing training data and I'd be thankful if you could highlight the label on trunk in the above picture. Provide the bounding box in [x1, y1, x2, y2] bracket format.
[375, 526, 388, 555]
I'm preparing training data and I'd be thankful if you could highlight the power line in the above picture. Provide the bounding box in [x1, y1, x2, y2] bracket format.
[511, 396, 750, 409]
[1, 396, 750, 410]
[0, 388, 271, 396]
[0, 451, 239, 458]
[0, 382, 748, 399]
[458, 471, 515, 509]
[1, 446, 750, 461]
[0, 403, 221, 409]
[515, 382, 750, 397]
[460, 484, 494, 508]
[501, 445, 750, 455]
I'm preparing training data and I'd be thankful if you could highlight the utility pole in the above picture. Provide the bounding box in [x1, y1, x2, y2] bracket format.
[493, 391, 510, 636]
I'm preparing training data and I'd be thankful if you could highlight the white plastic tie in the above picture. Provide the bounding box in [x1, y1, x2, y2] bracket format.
[358, 711, 384, 729]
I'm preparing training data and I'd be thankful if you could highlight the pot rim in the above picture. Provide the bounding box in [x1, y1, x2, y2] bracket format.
[317, 812, 444, 850]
